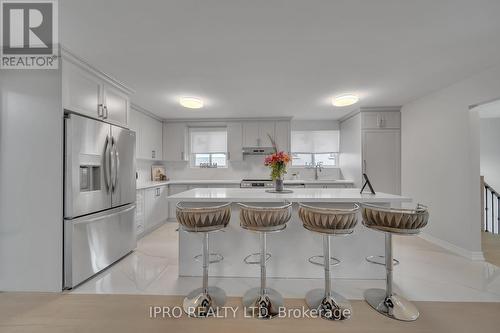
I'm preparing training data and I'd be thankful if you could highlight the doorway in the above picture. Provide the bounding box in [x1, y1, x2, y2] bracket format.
[473, 99, 500, 266]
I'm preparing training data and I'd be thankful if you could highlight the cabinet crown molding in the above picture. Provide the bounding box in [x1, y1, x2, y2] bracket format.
[61, 47, 135, 95]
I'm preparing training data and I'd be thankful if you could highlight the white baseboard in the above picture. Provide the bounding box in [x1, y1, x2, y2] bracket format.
[418, 232, 485, 261]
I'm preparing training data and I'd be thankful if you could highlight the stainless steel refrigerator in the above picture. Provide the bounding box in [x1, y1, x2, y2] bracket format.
[64, 113, 136, 289]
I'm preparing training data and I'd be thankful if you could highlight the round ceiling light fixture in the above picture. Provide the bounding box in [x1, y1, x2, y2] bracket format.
[179, 96, 204, 109]
[332, 94, 359, 107]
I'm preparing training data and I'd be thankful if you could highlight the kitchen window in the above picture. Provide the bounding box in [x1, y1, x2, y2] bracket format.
[189, 127, 228, 168]
[291, 130, 340, 167]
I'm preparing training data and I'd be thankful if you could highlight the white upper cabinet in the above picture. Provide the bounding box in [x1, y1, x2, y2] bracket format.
[362, 110, 401, 129]
[129, 107, 163, 160]
[242, 121, 278, 147]
[103, 85, 129, 126]
[274, 121, 290, 153]
[62, 60, 102, 118]
[260, 121, 276, 147]
[147, 116, 163, 160]
[62, 51, 133, 128]
[227, 122, 243, 162]
[163, 122, 188, 162]
[242, 121, 260, 147]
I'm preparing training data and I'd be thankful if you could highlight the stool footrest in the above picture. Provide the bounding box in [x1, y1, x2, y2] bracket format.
[194, 253, 224, 264]
[365, 255, 399, 266]
[243, 252, 271, 265]
[308, 255, 340, 267]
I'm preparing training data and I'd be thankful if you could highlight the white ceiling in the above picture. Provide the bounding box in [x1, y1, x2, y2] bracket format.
[60, 0, 500, 120]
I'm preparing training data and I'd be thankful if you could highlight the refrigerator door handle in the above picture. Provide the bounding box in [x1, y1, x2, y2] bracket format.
[115, 142, 120, 191]
[111, 138, 119, 192]
[110, 137, 117, 192]
[104, 135, 111, 192]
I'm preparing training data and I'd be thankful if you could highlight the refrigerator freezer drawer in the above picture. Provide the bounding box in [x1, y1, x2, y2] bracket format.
[64, 204, 136, 289]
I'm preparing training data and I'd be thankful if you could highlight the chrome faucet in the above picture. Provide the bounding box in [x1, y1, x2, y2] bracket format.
[307, 162, 323, 180]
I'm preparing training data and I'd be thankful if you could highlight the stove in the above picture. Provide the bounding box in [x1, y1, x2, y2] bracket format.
[240, 179, 274, 188]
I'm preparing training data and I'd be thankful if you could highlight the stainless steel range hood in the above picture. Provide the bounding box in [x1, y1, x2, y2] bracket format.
[242, 147, 275, 155]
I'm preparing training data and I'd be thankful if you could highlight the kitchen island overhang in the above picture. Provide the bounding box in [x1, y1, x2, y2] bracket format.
[168, 188, 412, 280]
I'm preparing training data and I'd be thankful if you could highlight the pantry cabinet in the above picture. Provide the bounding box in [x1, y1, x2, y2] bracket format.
[339, 107, 401, 194]
[62, 51, 132, 127]
[362, 130, 401, 195]
[361, 110, 401, 130]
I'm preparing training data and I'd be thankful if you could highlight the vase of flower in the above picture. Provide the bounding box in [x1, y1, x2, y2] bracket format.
[264, 135, 290, 192]
[275, 178, 284, 192]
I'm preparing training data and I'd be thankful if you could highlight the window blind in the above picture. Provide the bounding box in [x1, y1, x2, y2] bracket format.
[189, 127, 227, 153]
[291, 130, 339, 153]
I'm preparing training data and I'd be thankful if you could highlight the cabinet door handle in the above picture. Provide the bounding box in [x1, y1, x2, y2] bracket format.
[363, 159, 367, 173]
[181, 151, 184, 161]
[98, 104, 104, 118]
[103, 105, 109, 119]
[227, 151, 230, 160]
[152, 150, 155, 159]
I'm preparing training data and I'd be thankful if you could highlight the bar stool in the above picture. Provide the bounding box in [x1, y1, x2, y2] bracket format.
[176, 202, 231, 317]
[238, 202, 292, 319]
[298, 203, 360, 320]
[361, 203, 429, 321]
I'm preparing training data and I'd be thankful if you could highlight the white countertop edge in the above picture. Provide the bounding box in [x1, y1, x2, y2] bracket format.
[137, 179, 355, 190]
[166, 188, 412, 204]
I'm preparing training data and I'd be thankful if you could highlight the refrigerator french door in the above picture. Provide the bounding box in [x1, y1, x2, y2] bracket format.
[64, 113, 136, 288]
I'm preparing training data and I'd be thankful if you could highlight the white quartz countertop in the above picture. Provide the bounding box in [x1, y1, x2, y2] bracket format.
[137, 179, 354, 190]
[167, 188, 411, 203]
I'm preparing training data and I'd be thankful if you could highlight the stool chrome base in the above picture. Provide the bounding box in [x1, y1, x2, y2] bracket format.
[183, 287, 227, 318]
[308, 255, 340, 267]
[364, 288, 419, 321]
[305, 288, 352, 320]
[366, 255, 400, 266]
[242, 287, 284, 319]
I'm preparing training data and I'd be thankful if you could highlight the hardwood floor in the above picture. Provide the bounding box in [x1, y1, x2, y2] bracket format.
[1, 293, 499, 333]
[482, 231, 500, 267]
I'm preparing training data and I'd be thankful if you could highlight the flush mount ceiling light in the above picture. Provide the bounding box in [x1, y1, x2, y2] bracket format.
[179, 96, 204, 109]
[332, 94, 359, 107]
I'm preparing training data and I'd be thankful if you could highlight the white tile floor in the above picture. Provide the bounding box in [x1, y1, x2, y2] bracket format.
[72, 223, 500, 302]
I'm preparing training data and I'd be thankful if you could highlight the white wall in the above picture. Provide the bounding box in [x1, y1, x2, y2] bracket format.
[480, 118, 500, 191]
[401, 64, 500, 259]
[136, 119, 343, 183]
[0, 70, 63, 291]
[137, 157, 341, 183]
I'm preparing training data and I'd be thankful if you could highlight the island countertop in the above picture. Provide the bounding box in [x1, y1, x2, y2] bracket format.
[167, 187, 411, 203]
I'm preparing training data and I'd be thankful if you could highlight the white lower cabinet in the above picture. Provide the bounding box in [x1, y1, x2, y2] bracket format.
[135, 190, 145, 235]
[142, 186, 168, 235]
[305, 184, 328, 189]
[168, 185, 189, 221]
[304, 183, 352, 189]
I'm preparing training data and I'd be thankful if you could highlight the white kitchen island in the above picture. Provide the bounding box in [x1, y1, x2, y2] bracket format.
[167, 188, 411, 280]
